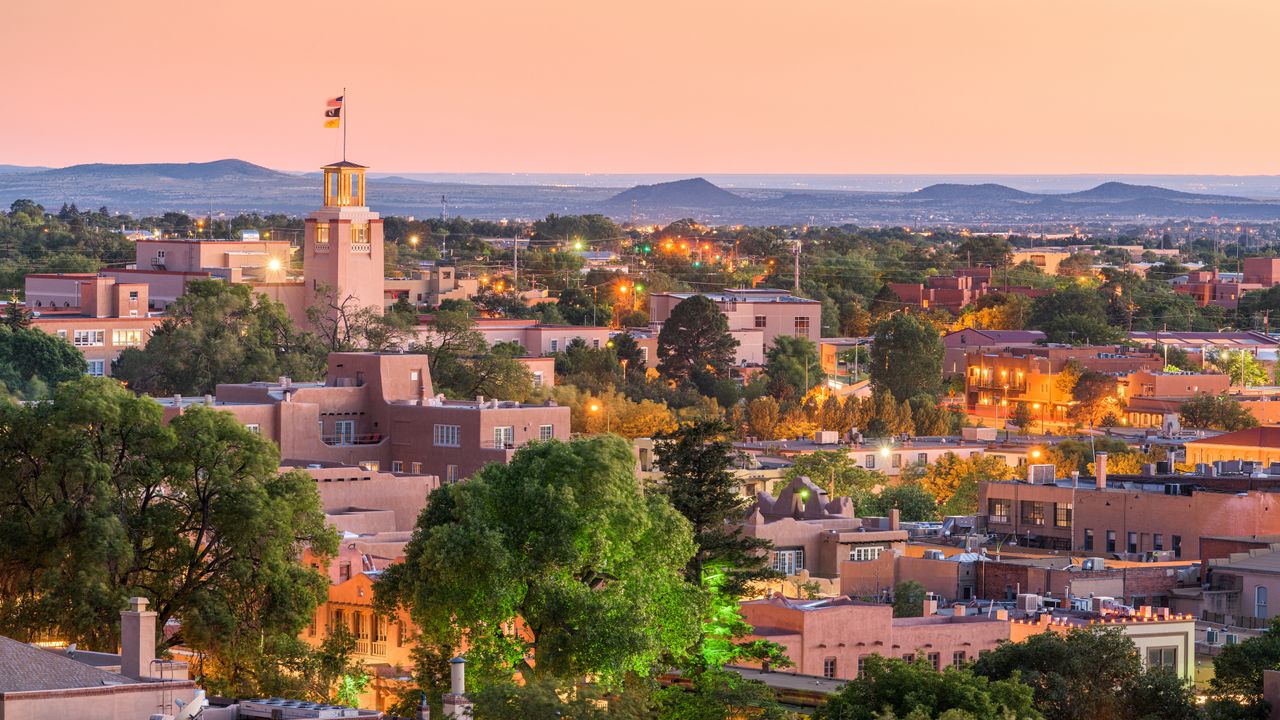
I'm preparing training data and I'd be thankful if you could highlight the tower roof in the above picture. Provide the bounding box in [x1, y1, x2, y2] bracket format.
[323, 160, 368, 169]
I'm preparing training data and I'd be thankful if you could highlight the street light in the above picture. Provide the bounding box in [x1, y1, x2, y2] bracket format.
[409, 234, 419, 248]
[589, 402, 611, 433]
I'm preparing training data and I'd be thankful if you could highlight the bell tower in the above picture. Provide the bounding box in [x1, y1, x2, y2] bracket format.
[302, 161, 384, 326]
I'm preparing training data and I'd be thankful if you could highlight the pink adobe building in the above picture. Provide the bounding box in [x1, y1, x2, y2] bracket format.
[740, 594, 1011, 679]
[160, 351, 570, 483]
[25, 274, 164, 377]
[648, 289, 821, 349]
[415, 317, 613, 357]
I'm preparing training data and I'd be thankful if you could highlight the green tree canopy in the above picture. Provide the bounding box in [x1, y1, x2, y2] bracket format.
[870, 313, 942, 401]
[972, 625, 1198, 720]
[0, 325, 86, 399]
[1028, 286, 1125, 345]
[113, 279, 326, 395]
[0, 377, 336, 695]
[1179, 392, 1260, 431]
[375, 435, 704, 689]
[763, 335, 824, 403]
[658, 296, 739, 384]
[1208, 616, 1280, 719]
[785, 450, 885, 498]
[815, 655, 1039, 720]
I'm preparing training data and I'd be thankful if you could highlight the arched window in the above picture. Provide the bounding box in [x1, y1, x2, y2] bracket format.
[1257, 585, 1269, 618]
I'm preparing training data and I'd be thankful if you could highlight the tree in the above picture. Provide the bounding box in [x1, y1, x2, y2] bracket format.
[1206, 616, 1280, 719]
[764, 335, 824, 402]
[375, 435, 704, 688]
[893, 581, 927, 618]
[0, 378, 336, 695]
[612, 331, 647, 374]
[113, 279, 327, 395]
[745, 396, 781, 439]
[1180, 392, 1260, 432]
[815, 655, 1039, 720]
[653, 419, 777, 598]
[1028, 287, 1124, 345]
[785, 451, 885, 498]
[956, 235, 1014, 268]
[972, 624, 1197, 720]
[1210, 349, 1269, 388]
[306, 282, 413, 352]
[870, 313, 942, 401]
[1069, 370, 1120, 427]
[1007, 402, 1035, 433]
[658, 296, 739, 384]
[858, 484, 938, 521]
[914, 453, 1018, 516]
[0, 325, 86, 399]
[416, 310, 533, 400]
[3, 293, 31, 329]
[656, 667, 790, 720]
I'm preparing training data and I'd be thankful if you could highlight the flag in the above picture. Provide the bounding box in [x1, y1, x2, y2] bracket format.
[325, 107, 341, 118]
[324, 99, 342, 128]
[327, 95, 344, 108]
[324, 118, 340, 129]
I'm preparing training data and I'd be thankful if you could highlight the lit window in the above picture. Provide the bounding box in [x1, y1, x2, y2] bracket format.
[794, 316, 811, 335]
[391, 460, 404, 473]
[73, 329, 105, 347]
[112, 329, 143, 346]
[446, 465, 458, 483]
[850, 546, 884, 562]
[1054, 503, 1072, 528]
[772, 548, 804, 575]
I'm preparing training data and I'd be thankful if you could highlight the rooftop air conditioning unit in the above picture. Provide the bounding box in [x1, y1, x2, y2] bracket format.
[1081, 557, 1106, 571]
[1027, 464, 1056, 484]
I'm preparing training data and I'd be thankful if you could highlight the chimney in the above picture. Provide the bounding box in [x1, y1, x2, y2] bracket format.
[442, 656, 473, 718]
[923, 593, 940, 616]
[1095, 452, 1108, 489]
[119, 597, 155, 681]
[1071, 471, 1080, 488]
[889, 508, 901, 531]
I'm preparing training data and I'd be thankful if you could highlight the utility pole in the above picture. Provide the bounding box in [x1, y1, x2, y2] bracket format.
[513, 236, 519, 291]
[793, 239, 801, 294]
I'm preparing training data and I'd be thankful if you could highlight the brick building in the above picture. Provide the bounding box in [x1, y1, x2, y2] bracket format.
[26, 275, 164, 377]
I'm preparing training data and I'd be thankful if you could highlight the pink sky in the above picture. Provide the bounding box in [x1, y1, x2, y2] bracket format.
[4, 0, 1279, 174]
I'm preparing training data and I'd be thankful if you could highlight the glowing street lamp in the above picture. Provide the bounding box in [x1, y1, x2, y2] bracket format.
[409, 234, 420, 247]
[589, 401, 611, 433]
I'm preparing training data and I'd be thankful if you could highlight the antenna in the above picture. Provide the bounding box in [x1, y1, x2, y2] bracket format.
[440, 194, 448, 222]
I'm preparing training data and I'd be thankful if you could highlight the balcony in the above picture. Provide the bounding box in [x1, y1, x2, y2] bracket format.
[370, 641, 387, 656]
[356, 639, 370, 655]
[321, 433, 384, 447]
[969, 377, 1028, 393]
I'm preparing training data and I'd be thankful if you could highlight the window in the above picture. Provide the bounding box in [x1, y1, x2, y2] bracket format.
[1172, 535, 1182, 559]
[592, 338, 600, 349]
[1084, 528, 1094, 551]
[754, 315, 767, 328]
[1147, 646, 1178, 672]
[1128, 532, 1138, 554]
[410, 462, 423, 474]
[334, 419, 355, 445]
[1154, 534, 1163, 551]
[244, 423, 260, 435]
[533, 371, 544, 388]
[73, 329, 105, 347]
[1258, 586, 1269, 618]
[332, 609, 346, 636]
[1106, 530, 1116, 553]
[446, 465, 459, 483]
[85, 359, 105, 376]
[308, 615, 316, 637]
[850, 545, 884, 562]
[988, 499, 1011, 523]
[434, 424, 460, 447]
[794, 316, 811, 335]
[902, 653, 915, 664]
[316, 223, 330, 244]
[155, 249, 166, 259]
[338, 562, 351, 582]
[550, 339, 559, 353]
[1020, 501, 1045, 526]
[892, 453, 902, 469]
[952, 651, 966, 666]
[391, 460, 404, 473]
[823, 657, 837, 679]
[539, 424, 555, 441]
[329, 173, 340, 200]
[410, 370, 420, 382]
[917, 452, 928, 465]
[1054, 503, 1072, 528]
[928, 652, 940, 671]
[352, 223, 368, 245]
[112, 329, 143, 346]
[857, 656, 868, 677]
[772, 548, 804, 575]
[493, 426, 515, 448]
[128, 291, 139, 300]
[865, 454, 876, 469]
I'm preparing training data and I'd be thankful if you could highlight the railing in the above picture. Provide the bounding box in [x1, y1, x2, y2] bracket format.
[351, 243, 371, 253]
[969, 378, 1029, 393]
[370, 641, 387, 656]
[321, 433, 383, 446]
[356, 639, 370, 655]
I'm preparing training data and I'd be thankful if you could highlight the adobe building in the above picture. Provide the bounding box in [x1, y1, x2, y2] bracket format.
[734, 435, 995, 477]
[942, 328, 1046, 379]
[741, 476, 908, 583]
[300, 161, 385, 327]
[25, 275, 164, 376]
[160, 351, 570, 483]
[963, 345, 1162, 423]
[979, 454, 1280, 558]
[739, 594, 1011, 679]
[1201, 544, 1280, 630]
[0, 598, 198, 720]
[1186, 426, 1280, 466]
[384, 263, 479, 309]
[648, 289, 821, 349]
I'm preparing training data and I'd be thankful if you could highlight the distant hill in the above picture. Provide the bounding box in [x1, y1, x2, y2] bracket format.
[35, 159, 288, 181]
[1063, 181, 1241, 202]
[910, 183, 1035, 201]
[607, 177, 746, 207]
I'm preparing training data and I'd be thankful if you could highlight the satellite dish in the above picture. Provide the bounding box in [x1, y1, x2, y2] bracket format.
[174, 689, 207, 720]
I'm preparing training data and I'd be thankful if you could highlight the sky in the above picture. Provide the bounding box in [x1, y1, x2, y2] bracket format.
[5, 0, 1280, 174]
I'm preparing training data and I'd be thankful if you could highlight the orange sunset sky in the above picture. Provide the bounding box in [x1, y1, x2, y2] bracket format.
[5, 0, 1279, 174]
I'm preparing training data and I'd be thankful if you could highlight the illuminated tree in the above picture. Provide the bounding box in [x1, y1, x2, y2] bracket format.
[914, 453, 1018, 515]
[657, 295, 738, 384]
[1209, 349, 1268, 387]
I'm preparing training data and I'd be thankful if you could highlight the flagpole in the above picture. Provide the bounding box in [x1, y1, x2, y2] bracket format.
[342, 87, 348, 162]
